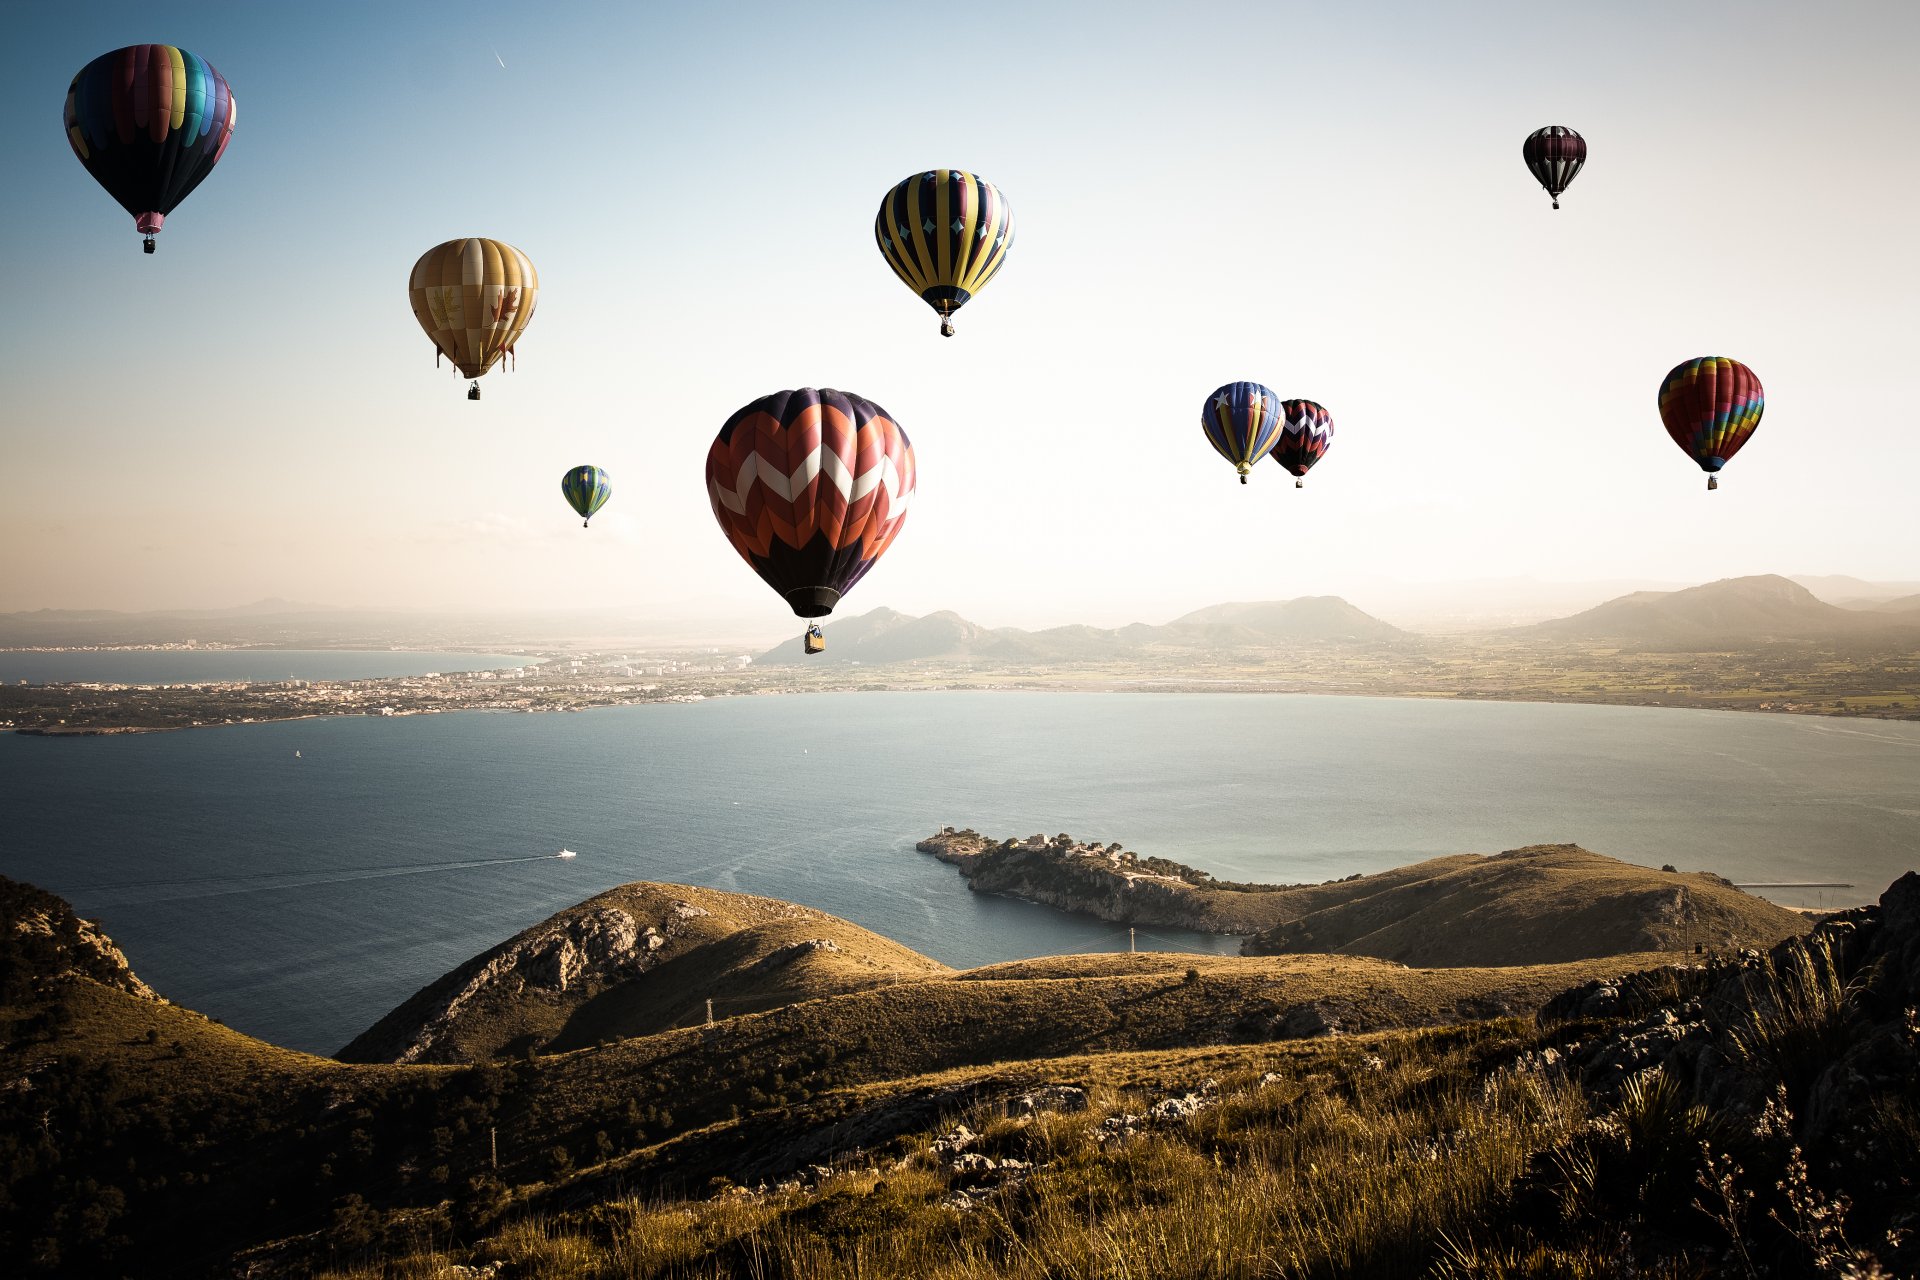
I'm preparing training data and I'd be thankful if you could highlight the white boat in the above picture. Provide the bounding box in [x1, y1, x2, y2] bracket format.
[554, 848, 578, 859]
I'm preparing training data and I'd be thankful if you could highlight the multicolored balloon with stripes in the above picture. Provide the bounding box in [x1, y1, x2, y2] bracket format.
[561, 466, 611, 527]
[1658, 357, 1764, 491]
[874, 170, 1014, 336]
[63, 45, 237, 252]
[1523, 126, 1585, 210]
[1271, 399, 1335, 487]
[1201, 382, 1283, 484]
[706, 388, 916, 621]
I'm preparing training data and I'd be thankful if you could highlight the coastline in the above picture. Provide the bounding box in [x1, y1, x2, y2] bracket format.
[10, 676, 1920, 738]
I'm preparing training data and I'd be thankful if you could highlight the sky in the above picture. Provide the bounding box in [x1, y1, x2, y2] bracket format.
[1, 0, 1916, 631]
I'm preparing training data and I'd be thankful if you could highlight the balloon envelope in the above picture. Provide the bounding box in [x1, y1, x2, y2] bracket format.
[875, 170, 1013, 333]
[63, 45, 237, 239]
[1523, 126, 1586, 208]
[562, 466, 612, 523]
[1271, 399, 1334, 478]
[408, 239, 539, 380]
[1658, 357, 1764, 476]
[1201, 382, 1284, 481]
[706, 389, 915, 617]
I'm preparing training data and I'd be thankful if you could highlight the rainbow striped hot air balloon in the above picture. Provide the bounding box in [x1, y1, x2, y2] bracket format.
[1658, 357, 1764, 491]
[63, 45, 237, 253]
[1201, 382, 1283, 484]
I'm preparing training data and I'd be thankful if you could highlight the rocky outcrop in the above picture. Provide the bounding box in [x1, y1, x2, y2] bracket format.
[916, 828, 1295, 935]
[339, 890, 731, 1064]
[1, 876, 157, 1001]
[1543, 872, 1920, 1153]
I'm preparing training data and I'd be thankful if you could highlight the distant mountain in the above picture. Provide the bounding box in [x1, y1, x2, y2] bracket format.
[1167, 597, 1408, 643]
[1530, 574, 1920, 644]
[756, 597, 1407, 664]
[1790, 575, 1920, 604]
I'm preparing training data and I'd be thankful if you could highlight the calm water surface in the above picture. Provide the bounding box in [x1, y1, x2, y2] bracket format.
[1, 692, 1914, 1055]
[0, 650, 532, 684]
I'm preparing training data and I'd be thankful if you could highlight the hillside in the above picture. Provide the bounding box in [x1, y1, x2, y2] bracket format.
[756, 596, 1407, 665]
[338, 881, 950, 1063]
[921, 830, 1810, 963]
[1241, 843, 1810, 964]
[1530, 573, 1920, 644]
[5, 871, 1914, 1278]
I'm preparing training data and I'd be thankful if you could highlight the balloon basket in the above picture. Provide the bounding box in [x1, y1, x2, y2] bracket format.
[1239, 474, 1248, 485]
[1295, 478, 1304, 488]
[940, 317, 955, 338]
[1708, 475, 1718, 491]
[467, 381, 481, 401]
[142, 236, 156, 255]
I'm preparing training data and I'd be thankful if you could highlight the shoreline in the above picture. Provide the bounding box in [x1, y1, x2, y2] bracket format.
[11, 678, 1920, 738]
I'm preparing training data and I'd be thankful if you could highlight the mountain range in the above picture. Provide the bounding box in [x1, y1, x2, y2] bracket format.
[1528, 574, 1920, 645]
[756, 596, 1408, 664]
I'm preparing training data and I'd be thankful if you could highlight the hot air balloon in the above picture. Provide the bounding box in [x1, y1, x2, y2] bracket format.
[408, 239, 538, 400]
[1201, 383, 1283, 484]
[706, 388, 915, 653]
[1271, 399, 1335, 487]
[1523, 126, 1586, 210]
[1658, 357, 1764, 491]
[562, 466, 611, 527]
[63, 45, 237, 253]
[874, 170, 1013, 337]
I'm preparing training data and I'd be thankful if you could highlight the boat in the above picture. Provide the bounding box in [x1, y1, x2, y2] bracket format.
[554, 848, 578, 859]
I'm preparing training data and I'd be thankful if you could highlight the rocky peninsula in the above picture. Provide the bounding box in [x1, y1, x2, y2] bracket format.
[916, 829, 1814, 965]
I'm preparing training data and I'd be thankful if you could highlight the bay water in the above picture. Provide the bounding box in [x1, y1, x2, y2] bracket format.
[2, 691, 1915, 1055]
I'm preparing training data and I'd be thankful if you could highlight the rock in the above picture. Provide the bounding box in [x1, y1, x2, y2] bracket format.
[1147, 1093, 1210, 1122]
[1009, 1085, 1088, 1115]
[1280, 1000, 1344, 1038]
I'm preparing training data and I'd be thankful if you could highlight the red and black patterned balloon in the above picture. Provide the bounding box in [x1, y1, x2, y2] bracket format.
[706, 389, 916, 618]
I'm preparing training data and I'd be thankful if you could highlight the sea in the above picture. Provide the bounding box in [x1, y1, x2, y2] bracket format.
[2, 690, 1916, 1056]
[0, 650, 532, 685]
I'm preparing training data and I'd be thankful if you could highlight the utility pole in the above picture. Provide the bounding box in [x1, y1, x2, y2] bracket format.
[490, 1125, 498, 1171]
[706, 997, 714, 1026]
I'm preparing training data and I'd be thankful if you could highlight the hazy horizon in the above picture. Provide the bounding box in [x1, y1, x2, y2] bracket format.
[3, 2, 1916, 626]
[5, 569, 1917, 645]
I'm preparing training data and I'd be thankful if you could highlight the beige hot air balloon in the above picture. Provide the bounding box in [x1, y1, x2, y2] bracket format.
[407, 238, 538, 400]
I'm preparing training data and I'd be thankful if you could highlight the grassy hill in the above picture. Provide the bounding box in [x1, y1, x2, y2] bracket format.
[1530, 573, 1920, 644]
[1241, 844, 1811, 964]
[3, 864, 1895, 1278]
[338, 881, 949, 1064]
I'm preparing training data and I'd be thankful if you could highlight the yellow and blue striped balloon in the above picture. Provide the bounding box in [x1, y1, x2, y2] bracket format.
[561, 466, 611, 527]
[874, 170, 1014, 337]
[1201, 382, 1284, 484]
